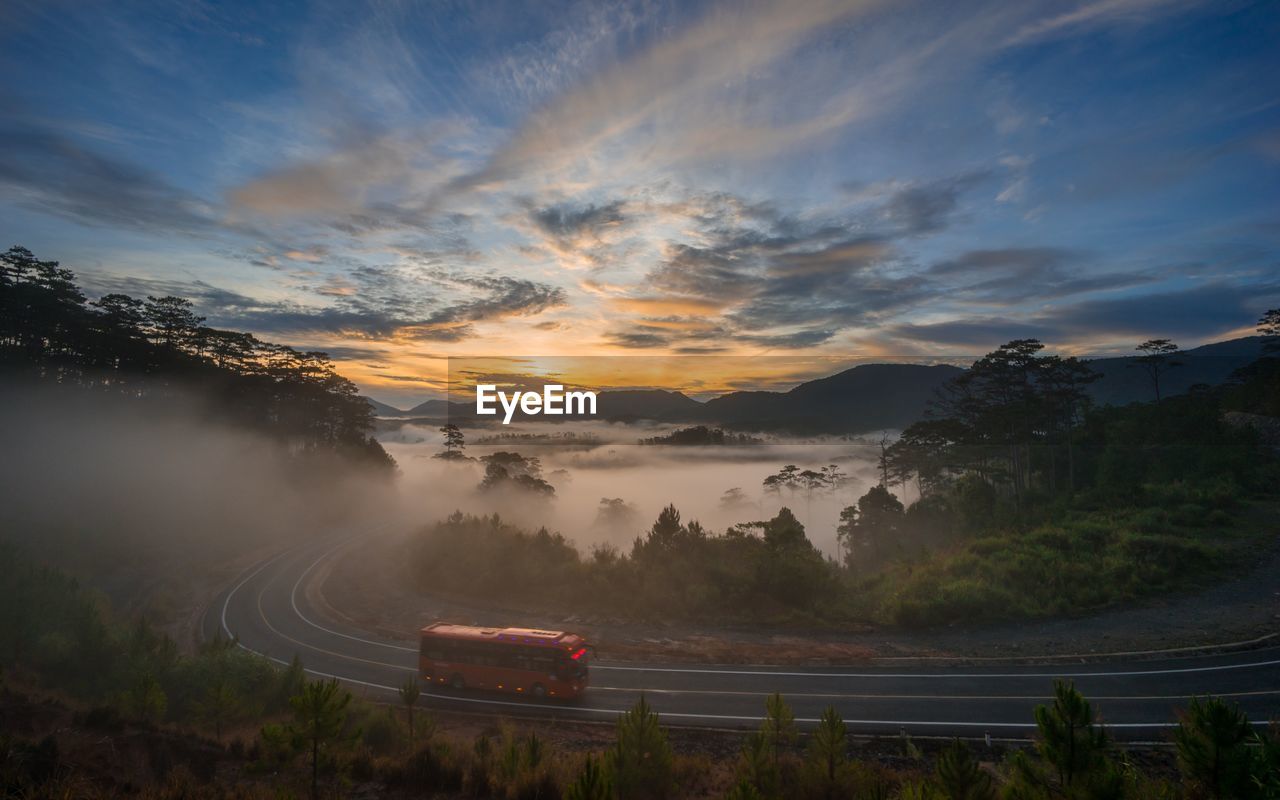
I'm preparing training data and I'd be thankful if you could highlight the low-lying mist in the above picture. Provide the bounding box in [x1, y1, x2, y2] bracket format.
[0, 384, 405, 615]
[1, 385, 891, 630]
[383, 420, 891, 556]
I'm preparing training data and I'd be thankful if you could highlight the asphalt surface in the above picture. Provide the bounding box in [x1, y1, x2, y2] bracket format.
[204, 534, 1280, 739]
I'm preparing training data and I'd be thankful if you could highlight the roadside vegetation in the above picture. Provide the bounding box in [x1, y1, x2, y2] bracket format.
[0, 542, 305, 736]
[414, 315, 1280, 628]
[4, 505, 1279, 798]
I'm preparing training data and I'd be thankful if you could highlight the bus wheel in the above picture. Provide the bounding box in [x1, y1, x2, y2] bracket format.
[530, 683, 547, 698]
[449, 673, 465, 690]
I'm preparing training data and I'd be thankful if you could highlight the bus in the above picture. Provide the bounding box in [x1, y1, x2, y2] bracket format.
[418, 623, 591, 700]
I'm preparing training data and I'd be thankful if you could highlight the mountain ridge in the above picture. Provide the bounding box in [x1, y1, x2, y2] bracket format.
[367, 336, 1270, 434]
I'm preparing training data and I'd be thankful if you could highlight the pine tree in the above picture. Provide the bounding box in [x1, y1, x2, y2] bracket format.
[804, 706, 848, 800]
[1258, 308, 1280, 351]
[1133, 339, 1182, 403]
[1173, 697, 1254, 799]
[276, 653, 306, 711]
[724, 777, 766, 800]
[738, 731, 779, 799]
[195, 673, 245, 742]
[609, 695, 673, 800]
[565, 754, 612, 800]
[286, 679, 354, 800]
[399, 678, 421, 745]
[934, 739, 994, 800]
[1035, 680, 1108, 788]
[437, 423, 466, 459]
[762, 692, 797, 775]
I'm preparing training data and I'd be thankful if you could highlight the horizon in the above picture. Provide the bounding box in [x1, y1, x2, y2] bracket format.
[377, 334, 1266, 408]
[3, 0, 1279, 407]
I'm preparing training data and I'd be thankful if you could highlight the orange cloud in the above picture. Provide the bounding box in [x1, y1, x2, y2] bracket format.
[609, 296, 728, 315]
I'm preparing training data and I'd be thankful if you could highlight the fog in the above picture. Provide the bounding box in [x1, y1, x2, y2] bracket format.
[0, 385, 408, 616]
[382, 421, 892, 557]
[1, 385, 892, 628]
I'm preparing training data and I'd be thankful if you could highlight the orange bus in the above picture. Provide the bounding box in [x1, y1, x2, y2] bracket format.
[418, 623, 590, 700]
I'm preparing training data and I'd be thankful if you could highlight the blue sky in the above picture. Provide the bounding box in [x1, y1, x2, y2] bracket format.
[2, 0, 1278, 405]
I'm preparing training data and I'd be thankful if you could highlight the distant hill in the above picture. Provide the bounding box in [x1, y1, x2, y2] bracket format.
[387, 390, 703, 426]
[699, 363, 964, 433]
[1083, 336, 1266, 405]
[380, 337, 1269, 436]
[406, 398, 463, 417]
[363, 397, 407, 417]
[596, 389, 704, 421]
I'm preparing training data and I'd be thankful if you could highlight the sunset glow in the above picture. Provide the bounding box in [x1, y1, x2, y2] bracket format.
[3, 1, 1277, 406]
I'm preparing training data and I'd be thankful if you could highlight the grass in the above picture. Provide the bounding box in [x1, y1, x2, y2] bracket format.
[860, 493, 1276, 628]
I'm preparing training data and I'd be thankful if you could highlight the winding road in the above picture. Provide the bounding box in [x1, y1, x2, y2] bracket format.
[204, 533, 1280, 739]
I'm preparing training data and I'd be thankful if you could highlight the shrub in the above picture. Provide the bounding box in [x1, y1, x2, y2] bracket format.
[358, 706, 406, 755]
[609, 696, 673, 800]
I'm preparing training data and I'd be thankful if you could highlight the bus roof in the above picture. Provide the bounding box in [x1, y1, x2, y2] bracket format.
[420, 622, 585, 648]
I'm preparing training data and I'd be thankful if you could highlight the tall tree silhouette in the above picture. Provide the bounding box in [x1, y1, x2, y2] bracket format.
[0, 245, 392, 470]
[436, 423, 466, 459]
[398, 678, 422, 745]
[286, 679, 354, 800]
[1133, 338, 1182, 402]
[887, 339, 1104, 505]
[1259, 308, 1280, 352]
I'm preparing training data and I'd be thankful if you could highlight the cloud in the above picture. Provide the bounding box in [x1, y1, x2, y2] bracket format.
[228, 134, 415, 217]
[283, 246, 329, 263]
[373, 373, 439, 385]
[879, 172, 989, 234]
[420, 274, 567, 327]
[1035, 281, 1279, 339]
[766, 237, 891, 280]
[0, 119, 218, 236]
[889, 319, 1063, 349]
[889, 280, 1278, 348]
[995, 154, 1032, 205]
[1004, 0, 1196, 47]
[11, 0, 1276, 381]
[603, 330, 669, 349]
[608, 296, 726, 315]
[627, 194, 930, 346]
[224, 123, 485, 239]
[82, 263, 566, 346]
[648, 243, 762, 302]
[518, 198, 630, 269]
[738, 329, 838, 348]
[926, 247, 1152, 303]
[528, 199, 626, 239]
[440, 0, 887, 196]
[317, 344, 393, 363]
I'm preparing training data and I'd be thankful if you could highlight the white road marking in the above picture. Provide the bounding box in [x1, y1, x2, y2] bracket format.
[590, 659, 1280, 679]
[587, 686, 1280, 701]
[215, 537, 1280, 732]
[285, 536, 1280, 681]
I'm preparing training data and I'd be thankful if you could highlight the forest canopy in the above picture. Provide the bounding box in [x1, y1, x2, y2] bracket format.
[0, 246, 392, 471]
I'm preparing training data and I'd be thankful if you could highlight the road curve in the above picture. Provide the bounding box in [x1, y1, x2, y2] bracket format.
[204, 533, 1280, 739]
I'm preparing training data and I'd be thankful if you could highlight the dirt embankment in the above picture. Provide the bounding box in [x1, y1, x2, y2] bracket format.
[317, 522, 1280, 665]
